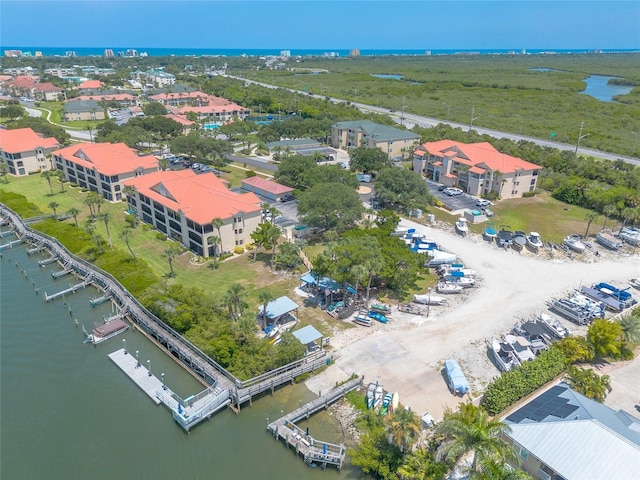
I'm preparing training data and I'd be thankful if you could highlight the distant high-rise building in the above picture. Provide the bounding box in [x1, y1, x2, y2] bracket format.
[425, 50, 431, 56]
[350, 49, 360, 57]
[280, 50, 291, 58]
[35, 51, 43, 58]
[65, 51, 77, 58]
[4, 50, 22, 58]
[104, 49, 114, 58]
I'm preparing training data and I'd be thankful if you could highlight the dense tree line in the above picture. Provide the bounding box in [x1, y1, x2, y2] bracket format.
[5, 116, 70, 144]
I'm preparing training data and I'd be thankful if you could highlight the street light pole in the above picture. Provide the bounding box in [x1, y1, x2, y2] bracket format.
[443, 103, 450, 120]
[136, 350, 140, 367]
[469, 106, 480, 130]
[147, 359, 151, 376]
[632, 131, 639, 156]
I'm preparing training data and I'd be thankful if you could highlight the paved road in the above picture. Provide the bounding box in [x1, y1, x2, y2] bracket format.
[227, 75, 640, 167]
[25, 106, 93, 141]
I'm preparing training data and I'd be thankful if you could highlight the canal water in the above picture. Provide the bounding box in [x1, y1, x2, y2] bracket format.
[580, 75, 634, 102]
[0, 229, 359, 480]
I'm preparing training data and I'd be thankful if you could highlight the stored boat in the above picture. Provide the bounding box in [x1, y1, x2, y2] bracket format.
[596, 230, 623, 250]
[368, 310, 389, 324]
[370, 303, 391, 314]
[353, 314, 372, 327]
[444, 359, 470, 396]
[497, 226, 513, 248]
[374, 384, 384, 409]
[443, 272, 476, 288]
[619, 227, 640, 246]
[512, 321, 550, 354]
[512, 230, 527, 250]
[503, 334, 536, 363]
[391, 392, 399, 412]
[439, 264, 477, 277]
[366, 383, 376, 409]
[563, 234, 586, 253]
[413, 294, 447, 305]
[455, 217, 469, 236]
[488, 337, 520, 372]
[436, 282, 463, 294]
[484, 221, 497, 241]
[425, 249, 457, 267]
[526, 232, 544, 251]
[629, 278, 640, 290]
[537, 313, 571, 340]
[398, 303, 428, 315]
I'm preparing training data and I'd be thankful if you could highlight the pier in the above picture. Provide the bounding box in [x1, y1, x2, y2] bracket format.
[266, 376, 362, 470]
[44, 275, 93, 301]
[51, 265, 74, 278]
[1, 206, 333, 430]
[0, 237, 24, 251]
[27, 244, 46, 255]
[90, 292, 112, 307]
[108, 348, 163, 405]
[38, 255, 58, 267]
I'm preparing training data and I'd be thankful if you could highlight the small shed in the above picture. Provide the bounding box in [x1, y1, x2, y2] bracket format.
[292, 325, 323, 352]
[242, 176, 293, 201]
[257, 296, 298, 325]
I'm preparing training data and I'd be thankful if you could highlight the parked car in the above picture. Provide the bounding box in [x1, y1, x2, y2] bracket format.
[445, 188, 463, 196]
[482, 207, 494, 217]
[280, 193, 295, 202]
[438, 184, 447, 191]
[476, 199, 492, 207]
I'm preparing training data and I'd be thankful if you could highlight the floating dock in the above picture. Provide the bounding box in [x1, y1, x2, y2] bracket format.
[108, 348, 163, 405]
[267, 377, 362, 469]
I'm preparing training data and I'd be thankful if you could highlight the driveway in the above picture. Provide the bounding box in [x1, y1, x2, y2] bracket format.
[426, 180, 479, 212]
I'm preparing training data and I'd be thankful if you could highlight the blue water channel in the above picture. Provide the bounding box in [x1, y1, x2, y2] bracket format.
[579, 75, 634, 102]
[0, 227, 352, 480]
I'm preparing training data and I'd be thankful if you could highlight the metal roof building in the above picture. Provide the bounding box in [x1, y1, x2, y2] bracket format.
[257, 296, 298, 321]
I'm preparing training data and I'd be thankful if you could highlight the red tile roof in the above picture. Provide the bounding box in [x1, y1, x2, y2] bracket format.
[171, 104, 248, 115]
[35, 82, 63, 92]
[78, 80, 104, 90]
[242, 176, 293, 195]
[124, 169, 261, 224]
[74, 93, 136, 102]
[414, 150, 426, 156]
[416, 140, 541, 174]
[9, 75, 38, 89]
[163, 113, 194, 125]
[0, 128, 59, 153]
[53, 142, 158, 176]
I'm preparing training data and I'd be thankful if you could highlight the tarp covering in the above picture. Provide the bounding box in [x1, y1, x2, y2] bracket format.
[444, 359, 470, 395]
[292, 325, 323, 345]
[300, 273, 342, 291]
[257, 296, 298, 320]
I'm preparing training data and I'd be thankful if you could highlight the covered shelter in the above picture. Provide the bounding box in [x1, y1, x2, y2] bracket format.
[300, 272, 342, 293]
[257, 296, 298, 327]
[292, 325, 323, 353]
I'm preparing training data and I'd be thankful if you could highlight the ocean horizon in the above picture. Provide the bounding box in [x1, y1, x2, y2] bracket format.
[3, 46, 639, 58]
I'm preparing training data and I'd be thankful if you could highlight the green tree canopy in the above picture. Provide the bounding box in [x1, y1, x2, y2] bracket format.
[297, 182, 364, 232]
[349, 146, 393, 173]
[374, 167, 434, 211]
[142, 101, 168, 116]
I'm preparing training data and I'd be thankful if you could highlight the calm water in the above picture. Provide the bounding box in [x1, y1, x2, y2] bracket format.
[0, 229, 357, 480]
[580, 75, 634, 102]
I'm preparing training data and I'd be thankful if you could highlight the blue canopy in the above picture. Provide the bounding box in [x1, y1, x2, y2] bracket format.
[258, 296, 298, 320]
[300, 273, 342, 292]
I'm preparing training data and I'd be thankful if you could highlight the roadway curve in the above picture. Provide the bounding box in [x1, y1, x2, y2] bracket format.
[226, 75, 640, 168]
[24, 106, 93, 142]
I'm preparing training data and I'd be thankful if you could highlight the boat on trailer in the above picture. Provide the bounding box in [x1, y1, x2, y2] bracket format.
[563, 234, 586, 253]
[413, 294, 447, 305]
[596, 230, 623, 250]
[619, 227, 640, 246]
[527, 232, 544, 251]
[629, 278, 640, 291]
[488, 337, 520, 372]
[455, 218, 469, 236]
[436, 282, 463, 294]
[537, 313, 571, 340]
[353, 313, 372, 327]
[484, 221, 497, 241]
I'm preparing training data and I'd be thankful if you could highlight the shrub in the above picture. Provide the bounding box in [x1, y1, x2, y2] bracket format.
[155, 232, 167, 241]
[219, 252, 233, 261]
[522, 190, 540, 198]
[481, 345, 567, 415]
[234, 246, 245, 254]
[142, 224, 153, 231]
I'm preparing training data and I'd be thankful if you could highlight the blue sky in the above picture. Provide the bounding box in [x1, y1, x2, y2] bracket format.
[1, 1, 639, 50]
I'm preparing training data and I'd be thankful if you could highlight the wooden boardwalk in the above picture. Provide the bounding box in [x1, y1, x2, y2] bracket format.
[267, 377, 362, 470]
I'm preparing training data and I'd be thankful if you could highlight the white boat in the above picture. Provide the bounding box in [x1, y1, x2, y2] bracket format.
[413, 294, 447, 305]
[374, 384, 384, 409]
[455, 217, 469, 236]
[563, 234, 586, 253]
[391, 392, 400, 412]
[425, 249, 457, 267]
[596, 230, 623, 250]
[439, 264, 477, 277]
[619, 227, 640, 246]
[527, 232, 544, 251]
[366, 383, 376, 409]
[537, 313, 571, 340]
[436, 282, 463, 294]
[484, 221, 497, 240]
[89, 318, 128, 345]
[488, 337, 520, 372]
[443, 273, 476, 288]
[629, 278, 640, 291]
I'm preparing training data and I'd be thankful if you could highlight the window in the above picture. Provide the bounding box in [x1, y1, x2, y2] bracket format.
[519, 447, 529, 460]
[18, 168, 26, 175]
[234, 229, 243, 234]
[235, 239, 244, 245]
[530, 179, 536, 186]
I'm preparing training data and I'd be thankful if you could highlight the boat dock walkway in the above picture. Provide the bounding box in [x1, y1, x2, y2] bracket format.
[108, 348, 163, 405]
[44, 275, 93, 302]
[90, 292, 112, 307]
[266, 376, 362, 469]
[0, 237, 24, 251]
[51, 266, 74, 278]
[38, 255, 58, 267]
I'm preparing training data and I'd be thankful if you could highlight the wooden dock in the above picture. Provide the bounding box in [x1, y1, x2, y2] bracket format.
[44, 275, 93, 302]
[108, 348, 164, 405]
[38, 255, 58, 267]
[267, 377, 362, 469]
[0, 237, 23, 251]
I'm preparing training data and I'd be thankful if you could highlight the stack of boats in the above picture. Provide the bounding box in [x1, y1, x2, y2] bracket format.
[619, 227, 640, 246]
[394, 227, 458, 268]
[549, 292, 605, 325]
[436, 263, 476, 289]
[365, 382, 398, 414]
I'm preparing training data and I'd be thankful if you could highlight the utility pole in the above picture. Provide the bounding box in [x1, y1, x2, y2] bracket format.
[353, 88, 358, 103]
[632, 131, 639, 156]
[469, 107, 479, 130]
[401, 96, 406, 125]
[575, 121, 589, 155]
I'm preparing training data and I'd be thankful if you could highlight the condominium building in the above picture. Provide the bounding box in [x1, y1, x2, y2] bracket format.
[0, 128, 60, 176]
[413, 140, 542, 199]
[123, 169, 262, 257]
[52, 142, 158, 201]
[331, 120, 420, 161]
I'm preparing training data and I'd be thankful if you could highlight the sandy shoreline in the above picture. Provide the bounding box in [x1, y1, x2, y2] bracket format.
[305, 218, 640, 420]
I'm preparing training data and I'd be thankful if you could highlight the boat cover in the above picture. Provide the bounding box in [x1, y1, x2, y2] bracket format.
[444, 359, 469, 395]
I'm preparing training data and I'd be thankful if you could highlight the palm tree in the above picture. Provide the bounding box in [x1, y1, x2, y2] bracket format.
[267, 224, 281, 268]
[55, 170, 66, 192]
[0, 163, 9, 183]
[48, 201, 60, 216]
[67, 207, 80, 227]
[99, 212, 112, 248]
[583, 211, 598, 238]
[364, 254, 385, 301]
[210, 217, 224, 250]
[564, 366, 612, 402]
[162, 244, 181, 278]
[95, 195, 104, 215]
[618, 314, 640, 344]
[84, 220, 104, 252]
[397, 447, 449, 480]
[224, 283, 247, 322]
[351, 264, 368, 300]
[386, 407, 421, 453]
[120, 227, 136, 260]
[471, 457, 533, 480]
[84, 194, 96, 219]
[207, 235, 220, 262]
[42, 170, 55, 194]
[258, 290, 274, 330]
[122, 185, 137, 200]
[436, 403, 515, 473]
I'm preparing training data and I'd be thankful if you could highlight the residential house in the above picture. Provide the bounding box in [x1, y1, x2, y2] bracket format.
[503, 382, 640, 480]
[0, 128, 60, 176]
[413, 140, 542, 199]
[5, 75, 39, 99]
[63, 100, 105, 121]
[123, 169, 262, 257]
[34, 82, 66, 101]
[78, 79, 105, 91]
[331, 120, 420, 161]
[52, 142, 158, 201]
[241, 176, 294, 201]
